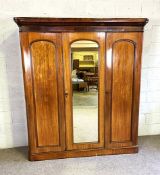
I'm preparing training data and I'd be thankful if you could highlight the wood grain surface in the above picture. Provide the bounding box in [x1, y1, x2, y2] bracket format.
[15, 18, 147, 160]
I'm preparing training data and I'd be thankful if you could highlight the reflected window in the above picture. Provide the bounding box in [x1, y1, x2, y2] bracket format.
[71, 40, 99, 143]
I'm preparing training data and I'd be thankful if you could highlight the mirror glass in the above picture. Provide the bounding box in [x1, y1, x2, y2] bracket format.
[71, 40, 99, 143]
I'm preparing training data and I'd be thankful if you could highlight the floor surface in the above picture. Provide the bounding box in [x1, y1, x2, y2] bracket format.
[0, 135, 160, 175]
[73, 90, 98, 143]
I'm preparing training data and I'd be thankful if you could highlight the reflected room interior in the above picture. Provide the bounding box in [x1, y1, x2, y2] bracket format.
[71, 40, 99, 143]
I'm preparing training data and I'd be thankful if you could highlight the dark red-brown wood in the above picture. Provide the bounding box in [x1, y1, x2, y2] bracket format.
[15, 18, 148, 161]
[105, 33, 143, 148]
[14, 17, 148, 32]
[20, 32, 65, 155]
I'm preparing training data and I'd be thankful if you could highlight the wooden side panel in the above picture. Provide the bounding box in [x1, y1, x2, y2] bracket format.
[112, 41, 134, 142]
[20, 32, 65, 154]
[105, 33, 143, 148]
[30, 41, 59, 147]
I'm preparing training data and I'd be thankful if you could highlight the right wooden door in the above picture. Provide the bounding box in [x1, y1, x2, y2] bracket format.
[105, 33, 143, 148]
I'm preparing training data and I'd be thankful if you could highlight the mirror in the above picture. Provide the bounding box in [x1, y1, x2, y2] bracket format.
[71, 40, 99, 143]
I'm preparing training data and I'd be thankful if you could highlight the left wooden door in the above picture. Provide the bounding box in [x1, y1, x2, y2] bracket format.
[20, 32, 65, 156]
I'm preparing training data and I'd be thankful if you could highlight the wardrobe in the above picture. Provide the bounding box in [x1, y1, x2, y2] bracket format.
[14, 17, 148, 161]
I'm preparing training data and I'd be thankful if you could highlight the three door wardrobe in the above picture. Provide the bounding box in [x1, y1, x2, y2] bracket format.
[14, 17, 148, 161]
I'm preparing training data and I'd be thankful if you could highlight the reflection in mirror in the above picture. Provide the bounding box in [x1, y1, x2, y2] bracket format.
[71, 40, 99, 143]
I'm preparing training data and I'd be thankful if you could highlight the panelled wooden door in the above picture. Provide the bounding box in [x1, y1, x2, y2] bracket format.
[105, 33, 143, 148]
[63, 32, 105, 150]
[20, 32, 65, 154]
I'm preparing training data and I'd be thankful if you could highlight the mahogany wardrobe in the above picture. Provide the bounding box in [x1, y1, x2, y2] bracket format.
[14, 17, 148, 161]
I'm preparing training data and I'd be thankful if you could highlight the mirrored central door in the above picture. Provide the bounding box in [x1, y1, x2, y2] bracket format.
[63, 33, 105, 150]
[71, 40, 99, 143]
